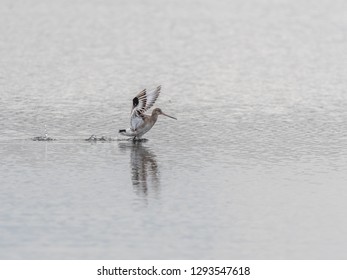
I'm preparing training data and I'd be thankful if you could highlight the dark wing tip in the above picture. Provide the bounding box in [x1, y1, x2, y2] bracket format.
[133, 97, 139, 107]
[136, 88, 146, 98]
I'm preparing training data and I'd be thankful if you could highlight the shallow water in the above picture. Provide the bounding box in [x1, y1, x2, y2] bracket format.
[1, 0, 347, 259]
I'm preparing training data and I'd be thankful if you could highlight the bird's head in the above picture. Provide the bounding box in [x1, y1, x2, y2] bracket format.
[152, 108, 177, 120]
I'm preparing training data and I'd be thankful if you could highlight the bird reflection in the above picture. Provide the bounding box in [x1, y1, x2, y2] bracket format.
[118, 141, 160, 197]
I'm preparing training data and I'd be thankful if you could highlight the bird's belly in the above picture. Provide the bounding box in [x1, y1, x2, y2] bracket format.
[137, 123, 154, 137]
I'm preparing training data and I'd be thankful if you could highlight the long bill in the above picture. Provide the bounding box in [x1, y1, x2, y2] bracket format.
[162, 112, 177, 120]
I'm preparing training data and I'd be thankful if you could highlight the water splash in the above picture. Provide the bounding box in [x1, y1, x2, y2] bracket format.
[85, 135, 115, 142]
[32, 125, 55, 141]
[32, 135, 55, 141]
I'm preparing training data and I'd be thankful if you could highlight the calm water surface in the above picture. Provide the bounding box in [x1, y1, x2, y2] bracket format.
[0, 0, 347, 259]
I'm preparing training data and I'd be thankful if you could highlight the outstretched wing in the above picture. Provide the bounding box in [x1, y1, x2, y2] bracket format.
[132, 86, 161, 115]
[130, 86, 161, 130]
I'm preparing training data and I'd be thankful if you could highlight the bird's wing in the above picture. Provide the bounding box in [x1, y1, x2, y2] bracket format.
[130, 114, 145, 131]
[130, 86, 161, 130]
[131, 86, 160, 115]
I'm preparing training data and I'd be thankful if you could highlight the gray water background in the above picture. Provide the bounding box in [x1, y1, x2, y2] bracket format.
[0, 0, 347, 259]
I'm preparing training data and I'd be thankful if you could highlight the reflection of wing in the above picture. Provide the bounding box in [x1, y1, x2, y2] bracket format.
[130, 143, 159, 195]
[130, 86, 161, 130]
[118, 142, 159, 197]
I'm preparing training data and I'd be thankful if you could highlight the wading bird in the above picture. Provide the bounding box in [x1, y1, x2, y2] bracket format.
[119, 86, 177, 140]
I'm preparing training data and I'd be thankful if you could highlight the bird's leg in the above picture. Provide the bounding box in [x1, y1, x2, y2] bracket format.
[132, 129, 137, 141]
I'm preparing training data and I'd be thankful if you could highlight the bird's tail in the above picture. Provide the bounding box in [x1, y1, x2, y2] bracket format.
[119, 128, 136, 137]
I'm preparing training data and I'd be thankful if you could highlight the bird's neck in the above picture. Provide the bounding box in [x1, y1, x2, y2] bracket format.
[151, 111, 159, 123]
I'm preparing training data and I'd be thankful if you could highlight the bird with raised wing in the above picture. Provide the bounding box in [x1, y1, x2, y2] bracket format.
[119, 86, 177, 140]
